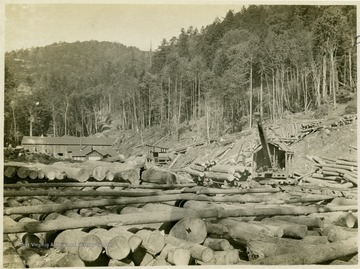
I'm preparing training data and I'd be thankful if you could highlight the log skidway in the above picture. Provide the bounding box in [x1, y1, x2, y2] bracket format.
[4, 205, 357, 234]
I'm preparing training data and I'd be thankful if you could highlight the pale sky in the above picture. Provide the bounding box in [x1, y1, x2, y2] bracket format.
[4, 2, 246, 52]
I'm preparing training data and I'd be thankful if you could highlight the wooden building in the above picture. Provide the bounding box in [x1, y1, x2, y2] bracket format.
[252, 140, 294, 178]
[21, 136, 114, 160]
[71, 147, 118, 161]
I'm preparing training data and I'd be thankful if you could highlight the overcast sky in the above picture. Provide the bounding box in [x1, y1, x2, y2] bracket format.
[4, 1, 246, 52]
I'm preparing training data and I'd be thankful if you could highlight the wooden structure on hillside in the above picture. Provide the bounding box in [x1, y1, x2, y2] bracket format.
[252, 140, 294, 178]
[21, 136, 115, 160]
[145, 144, 173, 165]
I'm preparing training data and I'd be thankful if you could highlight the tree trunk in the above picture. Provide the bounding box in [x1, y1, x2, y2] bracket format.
[249, 59, 253, 128]
[322, 54, 327, 101]
[250, 237, 357, 265]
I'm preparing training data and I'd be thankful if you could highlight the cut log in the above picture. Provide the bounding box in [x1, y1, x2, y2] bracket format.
[247, 221, 284, 237]
[51, 164, 91, 182]
[190, 163, 205, 172]
[136, 229, 165, 255]
[203, 238, 232, 251]
[204, 171, 235, 182]
[167, 247, 192, 265]
[205, 222, 229, 235]
[164, 235, 214, 263]
[17, 247, 43, 268]
[250, 237, 358, 265]
[219, 219, 273, 237]
[261, 218, 307, 239]
[325, 226, 358, 242]
[141, 167, 177, 184]
[213, 250, 239, 265]
[302, 235, 328, 244]
[17, 167, 30, 179]
[108, 227, 142, 252]
[53, 229, 87, 255]
[169, 217, 207, 244]
[55, 254, 86, 267]
[210, 164, 236, 174]
[3, 239, 25, 268]
[270, 215, 324, 228]
[4, 166, 18, 179]
[182, 167, 205, 178]
[77, 233, 104, 262]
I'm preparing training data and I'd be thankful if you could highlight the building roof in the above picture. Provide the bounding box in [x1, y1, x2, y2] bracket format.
[21, 136, 113, 146]
[253, 140, 293, 154]
[72, 147, 118, 158]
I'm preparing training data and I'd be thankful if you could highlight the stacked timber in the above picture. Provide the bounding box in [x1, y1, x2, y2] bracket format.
[306, 156, 357, 187]
[3, 179, 358, 266]
[179, 161, 251, 187]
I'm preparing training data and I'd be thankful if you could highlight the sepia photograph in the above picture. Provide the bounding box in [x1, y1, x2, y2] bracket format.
[2, 0, 358, 267]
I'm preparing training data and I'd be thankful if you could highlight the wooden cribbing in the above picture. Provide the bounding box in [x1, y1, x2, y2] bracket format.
[164, 235, 214, 263]
[261, 218, 308, 239]
[169, 217, 207, 244]
[250, 237, 358, 265]
[4, 205, 358, 234]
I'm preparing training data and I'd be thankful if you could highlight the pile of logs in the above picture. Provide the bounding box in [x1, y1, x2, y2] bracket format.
[4, 159, 145, 185]
[177, 161, 251, 188]
[3, 176, 358, 267]
[299, 114, 357, 141]
[306, 155, 357, 188]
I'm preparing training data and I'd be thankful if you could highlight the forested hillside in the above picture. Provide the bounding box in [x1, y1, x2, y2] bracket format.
[4, 5, 356, 147]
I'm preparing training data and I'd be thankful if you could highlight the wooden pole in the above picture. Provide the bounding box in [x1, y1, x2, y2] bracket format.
[5, 205, 357, 234]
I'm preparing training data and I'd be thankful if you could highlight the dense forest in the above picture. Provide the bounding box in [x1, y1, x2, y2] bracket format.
[4, 5, 357, 146]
